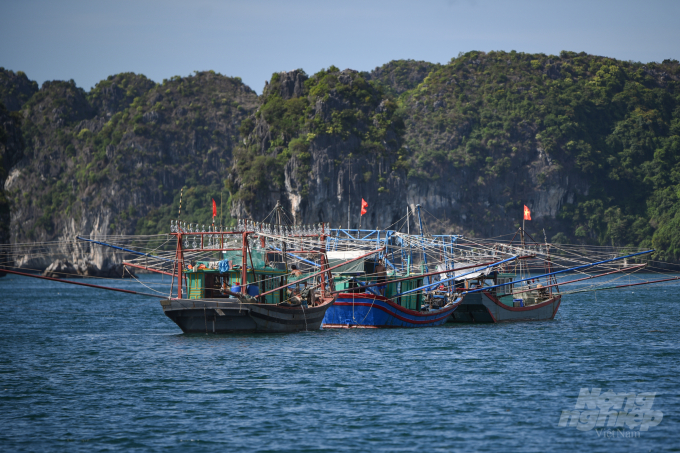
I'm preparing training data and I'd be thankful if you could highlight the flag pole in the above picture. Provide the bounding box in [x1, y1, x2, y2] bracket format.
[347, 155, 351, 230]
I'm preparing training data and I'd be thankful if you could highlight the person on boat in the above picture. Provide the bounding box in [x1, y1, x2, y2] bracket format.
[375, 259, 387, 296]
[536, 283, 548, 298]
[220, 280, 228, 295]
[289, 264, 305, 292]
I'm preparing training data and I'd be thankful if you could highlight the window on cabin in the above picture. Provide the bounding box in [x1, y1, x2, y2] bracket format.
[496, 278, 514, 296]
[495, 278, 503, 294]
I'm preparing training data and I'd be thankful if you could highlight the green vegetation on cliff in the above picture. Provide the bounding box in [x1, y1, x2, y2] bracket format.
[391, 51, 680, 259]
[0, 68, 38, 111]
[231, 67, 405, 206]
[1, 52, 680, 262]
[2, 70, 257, 242]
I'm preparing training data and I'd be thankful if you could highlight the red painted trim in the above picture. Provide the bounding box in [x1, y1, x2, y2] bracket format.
[486, 307, 497, 323]
[323, 324, 382, 329]
[333, 299, 458, 325]
[337, 292, 460, 318]
[482, 291, 559, 312]
[552, 297, 562, 318]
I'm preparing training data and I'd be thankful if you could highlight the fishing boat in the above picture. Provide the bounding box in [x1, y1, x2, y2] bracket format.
[322, 252, 462, 328]
[3, 215, 386, 334]
[447, 229, 656, 323]
[447, 270, 561, 323]
[155, 218, 353, 333]
[445, 229, 562, 323]
[320, 213, 463, 328]
[320, 206, 534, 328]
[0, 203, 671, 331]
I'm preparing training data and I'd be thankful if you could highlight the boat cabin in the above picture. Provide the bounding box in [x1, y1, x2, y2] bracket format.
[185, 261, 287, 304]
[329, 257, 424, 310]
[457, 271, 550, 307]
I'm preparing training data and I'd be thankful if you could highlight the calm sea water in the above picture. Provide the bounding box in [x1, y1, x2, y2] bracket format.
[0, 273, 678, 452]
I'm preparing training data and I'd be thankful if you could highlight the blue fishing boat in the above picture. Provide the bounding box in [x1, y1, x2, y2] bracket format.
[321, 216, 468, 328]
[320, 207, 532, 328]
[320, 245, 520, 328]
[323, 291, 460, 328]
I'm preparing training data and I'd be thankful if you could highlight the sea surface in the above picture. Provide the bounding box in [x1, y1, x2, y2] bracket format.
[0, 273, 678, 452]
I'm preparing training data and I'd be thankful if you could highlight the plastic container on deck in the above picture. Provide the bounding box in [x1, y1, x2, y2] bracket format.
[246, 284, 260, 297]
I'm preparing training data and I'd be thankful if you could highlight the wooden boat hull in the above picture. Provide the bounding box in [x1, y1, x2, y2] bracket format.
[322, 292, 460, 328]
[448, 291, 561, 323]
[161, 296, 336, 333]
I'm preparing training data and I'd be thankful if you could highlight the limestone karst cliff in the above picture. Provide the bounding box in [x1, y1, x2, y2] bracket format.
[1, 51, 680, 274]
[1, 71, 258, 274]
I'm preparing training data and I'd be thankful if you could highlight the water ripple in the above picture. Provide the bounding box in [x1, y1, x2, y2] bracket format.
[0, 275, 679, 451]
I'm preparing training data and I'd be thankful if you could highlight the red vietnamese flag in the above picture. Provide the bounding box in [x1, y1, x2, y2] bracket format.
[212, 198, 217, 218]
[361, 198, 368, 216]
[523, 205, 531, 221]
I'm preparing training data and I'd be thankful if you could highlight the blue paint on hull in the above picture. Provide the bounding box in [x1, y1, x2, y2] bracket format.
[322, 293, 458, 328]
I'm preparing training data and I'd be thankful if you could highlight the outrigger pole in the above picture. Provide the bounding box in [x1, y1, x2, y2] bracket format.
[76, 237, 174, 262]
[461, 249, 655, 295]
[122, 262, 174, 276]
[1, 268, 162, 298]
[395, 254, 522, 297]
[510, 264, 647, 296]
[566, 274, 680, 294]
[329, 255, 535, 295]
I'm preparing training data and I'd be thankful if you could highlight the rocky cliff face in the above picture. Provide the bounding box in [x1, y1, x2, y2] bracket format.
[0, 103, 25, 275]
[230, 61, 592, 238]
[2, 70, 258, 274]
[227, 54, 679, 255]
[1, 51, 680, 273]
[229, 68, 409, 229]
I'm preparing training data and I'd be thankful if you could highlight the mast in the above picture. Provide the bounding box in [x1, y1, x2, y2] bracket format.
[416, 204, 429, 284]
[347, 156, 351, 229]
[176, 230, 184, 299]
[319, 223, 326, 299]
[176, 188, 184, 299]
[544, 228, 556, 297]
[276, 201, 289, 273]
[241, 221, 248, 295]
[407, 206, 411, 276]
